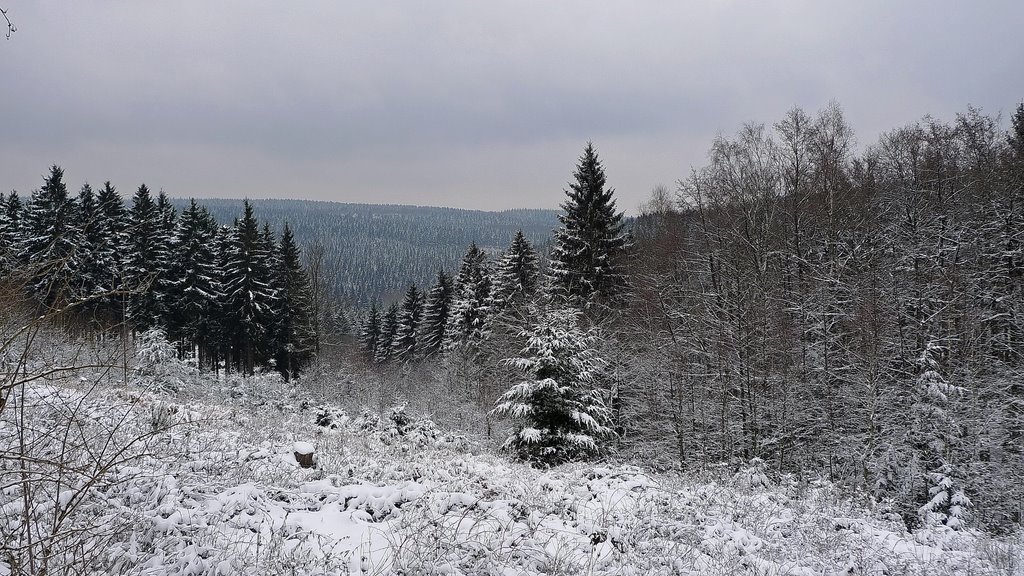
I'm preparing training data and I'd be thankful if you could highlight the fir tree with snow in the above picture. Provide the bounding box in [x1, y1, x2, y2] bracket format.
[20, 165, 84, 308]
[359, 301, 382, 361]
[375, 302, 400, 364]
[222, 200, 279, 374]
[910, 342, 971, 529]
[444, 242, 492, 349]
[273, 222, 318, 380]
[492, 306, 615, 465]
[548, 143, 629, 307]
[419, 269, 453, 357]
[72, 183, 109, 322]
[124, 184, 167, 330]
[0, 191, 23, 274]
[93, 181, 129, 322]
[392, 283, 424, 361]
[166, 199, 222, 366]
[490, 229, 541, 314]
[1008, 101, 1024, 164]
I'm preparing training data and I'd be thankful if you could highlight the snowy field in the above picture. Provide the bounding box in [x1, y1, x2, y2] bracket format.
[2, 374, 1022, 576]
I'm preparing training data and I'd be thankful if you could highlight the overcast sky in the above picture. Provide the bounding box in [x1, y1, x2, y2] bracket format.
[1, 2, 1022, 212]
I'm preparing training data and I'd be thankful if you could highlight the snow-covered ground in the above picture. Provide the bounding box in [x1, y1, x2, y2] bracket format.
[2, 375, 1022, 575]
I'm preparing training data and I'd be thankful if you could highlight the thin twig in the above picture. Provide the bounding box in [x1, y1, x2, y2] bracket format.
[0, 7, 15, 40]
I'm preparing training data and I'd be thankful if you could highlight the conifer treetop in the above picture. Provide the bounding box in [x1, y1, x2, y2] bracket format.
[549, 143, 629, 306]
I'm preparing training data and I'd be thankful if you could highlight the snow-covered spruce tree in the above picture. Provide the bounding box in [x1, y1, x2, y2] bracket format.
[910, 342, 971, 529]
[0, 191, 23, 275]
[209, 224, 235, 372]
[359, 301, 382, 361]
[222, 200, 278, 375]
[273, 222, 318, 380]
[492, 306, 614, 465]
[72, 183, 101, 297]
[392, 283, 424, 361]
[258, 222, 283, 366]
[490, 229, 540, 315]
[375, 302, 399, 364]
[124, 184, 167, 331]
[444, 242, 492, 349]
[166, 199, 222, 366]
[1008, 101, 1024, 163]
[19, 165, 83, 309]
[418, 269, 453, 357]
[93, 181, 129, 323]
[71, 182, 130, 327]
[150, 191, 178, 319]
[549, 143, 629, 307]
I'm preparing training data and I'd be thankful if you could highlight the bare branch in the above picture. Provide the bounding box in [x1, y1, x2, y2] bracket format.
[1, 7, 15, 40]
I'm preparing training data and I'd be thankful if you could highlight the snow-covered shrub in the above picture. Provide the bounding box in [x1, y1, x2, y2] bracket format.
[135, 327, 189, 391]
[1, 384, 193, 576]
[353, 407, 381, 432]
[224, 369, 287, 406]
[314, 404, 348, 429]
[388, 403, 412, 433]
[401, 418, 442, 448]
[136, 327, 175, 367]
[734, 457, 772, 489]
[150, 401, 180, 431]
[492, 306, 615, 466]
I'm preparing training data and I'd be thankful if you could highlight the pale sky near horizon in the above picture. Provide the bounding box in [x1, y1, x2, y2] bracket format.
[1, 2, 1022, 212]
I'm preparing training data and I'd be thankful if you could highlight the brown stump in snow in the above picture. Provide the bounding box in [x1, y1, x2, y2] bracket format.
[293, 441, 315, 468]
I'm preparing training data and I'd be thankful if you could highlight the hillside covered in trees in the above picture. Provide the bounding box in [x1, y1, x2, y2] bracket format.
[180, 199, 558, 306]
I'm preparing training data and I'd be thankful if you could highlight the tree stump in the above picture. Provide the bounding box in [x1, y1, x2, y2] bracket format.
[293, 441, 315, 468]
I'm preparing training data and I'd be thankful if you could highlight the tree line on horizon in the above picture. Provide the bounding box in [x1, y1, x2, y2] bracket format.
[189, 198, 558, 308]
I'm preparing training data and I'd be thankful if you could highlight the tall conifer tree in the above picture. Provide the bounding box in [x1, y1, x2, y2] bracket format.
[273, 222, 317, 380]
[94, 182, 128, 322]
[125, 184, 164, 329]
[359, 301, 382, 360]
[166, 199, 222, 363]
[223, 201, 278, 374]
[0, 192, 23, 274]
[490, 230, 541, 313]
[21, 165, 81, 307]
[549, 143, 629, 306]
[392, 283, 424, 360]
[445, 242, 492, 348]
[419, 269, 453, 356]
[375, 302, 400, 364]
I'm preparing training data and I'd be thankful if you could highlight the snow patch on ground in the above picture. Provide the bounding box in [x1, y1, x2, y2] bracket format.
[2, 380, 1022, 575]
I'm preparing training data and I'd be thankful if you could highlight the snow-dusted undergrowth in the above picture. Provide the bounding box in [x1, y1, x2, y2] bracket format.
[2, 374, 1022, 576]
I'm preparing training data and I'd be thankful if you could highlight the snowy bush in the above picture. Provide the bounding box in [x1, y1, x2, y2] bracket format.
[734, 457, 772, 489]
[388, 403, 412, 433]
[3, 369, 1020, 575]
[134, 327, 189, 392]
[353, 407, 381, 431]
[314, 404, 348, 429]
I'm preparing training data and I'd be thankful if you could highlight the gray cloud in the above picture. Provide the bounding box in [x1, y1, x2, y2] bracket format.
[1, 1, 1022, 211]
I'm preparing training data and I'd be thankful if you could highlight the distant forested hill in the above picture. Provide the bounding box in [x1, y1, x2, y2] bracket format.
[172, 198, 559, 305]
